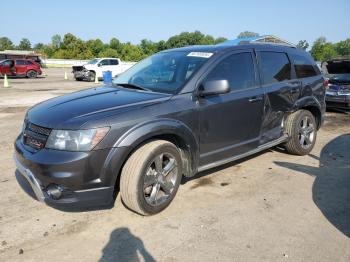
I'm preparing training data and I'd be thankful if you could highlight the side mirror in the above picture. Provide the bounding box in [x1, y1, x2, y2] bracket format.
[98, 63, 102, 67]
[198, 79, 230, 97]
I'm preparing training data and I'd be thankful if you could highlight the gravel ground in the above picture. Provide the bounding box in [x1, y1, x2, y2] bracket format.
[0, 68, 349, 262]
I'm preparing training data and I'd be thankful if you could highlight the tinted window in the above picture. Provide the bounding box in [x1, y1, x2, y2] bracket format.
[99, 59, 109, 66]
[16, 60, 26, 65]
[290, 53, 318, 78]
[205, 52, 256, 91]
[109, 59, 119, 65]
[26, 60, 33, 65]
[260, 52, 291, 84]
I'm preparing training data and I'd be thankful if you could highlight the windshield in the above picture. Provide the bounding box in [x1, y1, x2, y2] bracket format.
[114, 51, 212, 94]
[87, 58, 99, 65]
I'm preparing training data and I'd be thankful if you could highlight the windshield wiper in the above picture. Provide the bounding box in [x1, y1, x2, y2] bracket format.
[115, 83, 152, 92]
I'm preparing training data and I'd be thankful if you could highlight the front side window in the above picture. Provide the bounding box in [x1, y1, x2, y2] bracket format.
[205, 52, 256, 91]
[114, 51, 210, 94]
[99, 59, 109, 66]
[260, 52, 291, 84]
[87, 58, 99, 65]
[290, 53, 319, 78]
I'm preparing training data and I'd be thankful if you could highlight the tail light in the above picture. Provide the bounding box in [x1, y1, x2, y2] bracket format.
[323, 79, 329, 90]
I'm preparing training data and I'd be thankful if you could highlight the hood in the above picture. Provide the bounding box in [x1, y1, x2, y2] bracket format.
[28, 85, 170, 129]
[83, 64, 95, 70]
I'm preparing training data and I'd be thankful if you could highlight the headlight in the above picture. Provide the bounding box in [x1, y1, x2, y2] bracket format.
[46, 127, 110, 151]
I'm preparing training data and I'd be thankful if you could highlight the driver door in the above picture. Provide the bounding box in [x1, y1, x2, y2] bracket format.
[198, 51, 265, 166]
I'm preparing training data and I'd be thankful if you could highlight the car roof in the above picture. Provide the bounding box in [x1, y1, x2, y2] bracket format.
[162, 43, 298, 54]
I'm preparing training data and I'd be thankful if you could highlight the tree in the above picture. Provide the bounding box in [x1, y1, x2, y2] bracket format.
[110, 38, 122, 53]
[237, 31, 259, 39]
[0, 37, 14, 50]
[139, 39, 158, 56]
[51, 34, 62, 50]
[310, 37, 337, 61]
[214, 37, 228, 44]
[18, 38, 31, 50]
[33, 43, 44, 50]
[296, 40, 309, 50]
[334, 39, 350, 56]
[86, 39, 105, 57]
[99, 48, 119, 58]
[120, 42, 143, 61]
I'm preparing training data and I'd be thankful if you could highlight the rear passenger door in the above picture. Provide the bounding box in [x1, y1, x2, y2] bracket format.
[257, 51, 301, 144]
[15, 60, 27, 76]
[198, 50, 265, 166]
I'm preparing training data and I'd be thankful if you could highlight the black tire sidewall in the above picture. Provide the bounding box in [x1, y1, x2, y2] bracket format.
[136, 143, 182, 215]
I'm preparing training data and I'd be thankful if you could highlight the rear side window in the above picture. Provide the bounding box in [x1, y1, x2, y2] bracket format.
[290, 53, 318, 78]
[260, 52, 291, 84]
[26, 60, 33, 65]
[205, 52, 256, 91]
[109, 59, 119, 65]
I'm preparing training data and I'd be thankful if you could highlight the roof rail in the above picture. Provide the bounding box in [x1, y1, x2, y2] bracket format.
[238, 41, 296, 48]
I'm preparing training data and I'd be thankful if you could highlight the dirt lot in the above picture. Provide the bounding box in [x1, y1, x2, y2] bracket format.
[0, 68, 349, 262]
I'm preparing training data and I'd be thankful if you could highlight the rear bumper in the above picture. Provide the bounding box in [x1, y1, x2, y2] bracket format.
[326, 92, 350, 109]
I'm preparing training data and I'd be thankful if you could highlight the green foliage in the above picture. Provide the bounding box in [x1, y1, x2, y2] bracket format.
[334, 39, 350, 56]
[296, 40, 309, 50]
[5, 32, 349, 62]
[18, 38, 31, 50]
[310, 37, 338, 61]
[0, 37, 14, 50]
[237, 31, 259, 39]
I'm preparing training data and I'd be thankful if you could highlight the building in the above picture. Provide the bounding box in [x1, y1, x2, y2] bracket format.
[0, 50, 42, 63]
[218, 35, 295, 47]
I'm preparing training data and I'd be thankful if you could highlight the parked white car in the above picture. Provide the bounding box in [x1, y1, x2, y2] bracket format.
[72, 58, 134, 81]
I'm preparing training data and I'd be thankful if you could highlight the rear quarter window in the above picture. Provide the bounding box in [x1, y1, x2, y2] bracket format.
[290, 53, 319, 78]
[16, 60, 26, 65]
[259, 52, 291, 84]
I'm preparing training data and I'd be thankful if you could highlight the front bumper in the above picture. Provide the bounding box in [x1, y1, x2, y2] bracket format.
[14, 136, 129, 210]
[73, 70, 91, 80]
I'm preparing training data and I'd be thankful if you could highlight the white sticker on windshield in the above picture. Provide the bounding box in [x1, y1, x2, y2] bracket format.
[187, 52, 213, 58]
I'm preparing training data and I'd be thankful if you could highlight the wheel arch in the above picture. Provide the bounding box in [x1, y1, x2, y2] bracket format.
[106, 119, 199, 195]
[292, 96, 323, 129]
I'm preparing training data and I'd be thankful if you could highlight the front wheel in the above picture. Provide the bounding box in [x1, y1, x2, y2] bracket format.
[120, 140, 182, 215]
[283, 109, 317, 155]
[88, 71, 96, 82]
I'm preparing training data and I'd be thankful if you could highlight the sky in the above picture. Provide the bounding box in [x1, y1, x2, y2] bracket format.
[2, 0, 350, 46]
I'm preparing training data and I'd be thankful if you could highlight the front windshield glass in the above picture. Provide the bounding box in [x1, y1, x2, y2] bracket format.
[87, 58, 99, 65]
[114, 51, 212, 94]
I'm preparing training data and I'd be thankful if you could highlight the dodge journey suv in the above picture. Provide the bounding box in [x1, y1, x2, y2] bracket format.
[14, 43, 326, 215]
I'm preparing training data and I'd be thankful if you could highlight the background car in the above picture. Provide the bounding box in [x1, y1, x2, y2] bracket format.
[322, 56, 350, 110]
[0, 59, 42, 78]
[72, 58, 134, 81]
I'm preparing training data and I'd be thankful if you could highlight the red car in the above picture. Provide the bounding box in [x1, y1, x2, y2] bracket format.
[0, 59, 42, 78]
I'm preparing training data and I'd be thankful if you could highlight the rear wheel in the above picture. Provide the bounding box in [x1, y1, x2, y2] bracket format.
[120, 140, 182, 215]
[26, 70, 37, 78]
[284, 110, 317, 155]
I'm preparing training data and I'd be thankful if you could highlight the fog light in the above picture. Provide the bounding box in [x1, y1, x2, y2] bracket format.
[46, 184, 63, 200]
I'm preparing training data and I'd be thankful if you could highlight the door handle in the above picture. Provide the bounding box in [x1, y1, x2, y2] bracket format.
[248, 96, 263, 103]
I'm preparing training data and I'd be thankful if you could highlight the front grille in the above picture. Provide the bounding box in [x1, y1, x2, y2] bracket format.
[23, 122, 51, 150]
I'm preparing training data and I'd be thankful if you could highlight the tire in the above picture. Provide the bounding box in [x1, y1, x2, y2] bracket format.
[26, 70, 37, 78]
[284, 109, 317, 155]
[120, 140, 182, 215]
[88, 71, 96, 82]
[75, 78, 83, 81]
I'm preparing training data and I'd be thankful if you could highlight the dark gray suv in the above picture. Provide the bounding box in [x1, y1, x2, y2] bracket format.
[14, 43, 326, 215]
